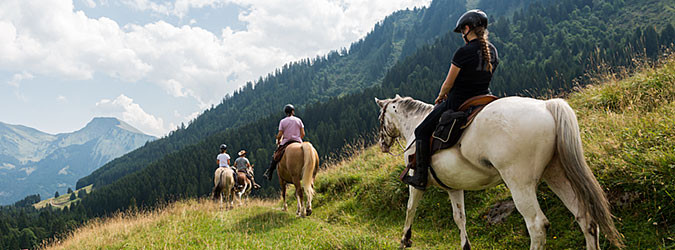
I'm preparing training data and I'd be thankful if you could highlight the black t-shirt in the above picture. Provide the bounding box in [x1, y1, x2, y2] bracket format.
[448, 39, 499, 110]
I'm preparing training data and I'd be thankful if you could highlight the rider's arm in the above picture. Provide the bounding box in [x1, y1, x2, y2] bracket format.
[300, 127, 305, 139]
[276, 130, 283, 144]
[227, 159, 230, 166]
[436, 64, 461, 104]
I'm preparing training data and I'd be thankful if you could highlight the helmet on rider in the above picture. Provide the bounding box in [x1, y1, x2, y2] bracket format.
[220, 144, 227, 151]
[284, 104, 295, 115]
[453, 9, 488, 33]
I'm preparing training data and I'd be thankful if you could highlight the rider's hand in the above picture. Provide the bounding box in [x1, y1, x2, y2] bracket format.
[435, 94, 447, 104]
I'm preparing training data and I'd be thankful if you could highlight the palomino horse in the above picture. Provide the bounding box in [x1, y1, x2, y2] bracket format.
[212, 167, 235, 208]
[375, 95, 622, 249]
[277, 142, 319, 217]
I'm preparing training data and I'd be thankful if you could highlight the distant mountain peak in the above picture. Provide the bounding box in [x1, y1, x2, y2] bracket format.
[0, 117, 156, 204]
[84, 117, 148, 136]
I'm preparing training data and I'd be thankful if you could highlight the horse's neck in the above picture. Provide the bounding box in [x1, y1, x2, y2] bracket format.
[396, 109, 431, 143]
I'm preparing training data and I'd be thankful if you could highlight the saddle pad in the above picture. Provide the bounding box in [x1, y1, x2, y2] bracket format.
[431, 110, 467, 154]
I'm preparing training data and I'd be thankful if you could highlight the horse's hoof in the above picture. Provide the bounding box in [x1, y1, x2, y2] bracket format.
[306, 209, 312, 216]
[399, 239, 412, 248]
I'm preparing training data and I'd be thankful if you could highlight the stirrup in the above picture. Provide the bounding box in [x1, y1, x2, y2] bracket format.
[401, 172, 427, 190]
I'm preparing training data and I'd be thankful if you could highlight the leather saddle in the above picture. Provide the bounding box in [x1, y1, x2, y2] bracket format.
[458, 94, 498, 129]
[430, 94, 498, 154]
[399, 95, 498, 184]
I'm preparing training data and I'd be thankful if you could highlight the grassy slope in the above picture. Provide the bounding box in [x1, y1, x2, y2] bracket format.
[47, 57, 674, 249]
[33, 185, 92, 210]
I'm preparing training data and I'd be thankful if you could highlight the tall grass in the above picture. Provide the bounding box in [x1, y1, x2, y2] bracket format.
[46, 55, 675, 249]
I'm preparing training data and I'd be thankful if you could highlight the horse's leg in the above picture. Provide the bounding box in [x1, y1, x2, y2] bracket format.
[501, 172, 549, 250]
[212, 185, 219, 202]
[400, 186, 425, 248]
[448, 190, 471, 250]
[543, 158, 599, 250]
[305, 183, 314, 216]
[280, 180, 288, 211]
[295, 183, 305, 217]
[237, 183, 246, 206]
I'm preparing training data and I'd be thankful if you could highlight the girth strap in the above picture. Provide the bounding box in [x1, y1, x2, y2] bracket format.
[428, 164, 453, 190]
[403, 154, 453, 190]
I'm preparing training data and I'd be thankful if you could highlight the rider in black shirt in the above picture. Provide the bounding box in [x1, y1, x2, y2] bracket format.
[402, 9, 499, 190]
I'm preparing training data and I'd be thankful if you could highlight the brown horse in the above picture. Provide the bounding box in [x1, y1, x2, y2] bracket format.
[277, 141, 319, 217]
[234, 171, 252, 204]
[212, 167, 235, 208]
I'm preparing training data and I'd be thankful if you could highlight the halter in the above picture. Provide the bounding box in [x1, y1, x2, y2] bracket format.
[378, 102, 413, 157]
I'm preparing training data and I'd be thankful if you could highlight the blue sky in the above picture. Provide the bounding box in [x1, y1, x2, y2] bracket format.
[0, 0, 430, 137]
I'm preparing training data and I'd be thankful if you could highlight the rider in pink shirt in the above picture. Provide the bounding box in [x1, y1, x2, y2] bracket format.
[263, 104, 305, 180]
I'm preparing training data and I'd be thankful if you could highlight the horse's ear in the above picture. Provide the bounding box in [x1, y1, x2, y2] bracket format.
[375, 97, 384, 108]
[395, 94, 401, 99]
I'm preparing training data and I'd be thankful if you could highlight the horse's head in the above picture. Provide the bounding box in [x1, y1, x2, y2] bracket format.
[375, 95, 404, 153]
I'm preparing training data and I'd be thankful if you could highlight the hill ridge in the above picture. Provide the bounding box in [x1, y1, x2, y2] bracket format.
[46, 55, 675, 248]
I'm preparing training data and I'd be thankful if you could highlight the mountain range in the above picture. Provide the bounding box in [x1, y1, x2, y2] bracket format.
[0, 117, 155, 204]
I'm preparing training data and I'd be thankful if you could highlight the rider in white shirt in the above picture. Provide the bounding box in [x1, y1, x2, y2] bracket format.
[217, 144, 239, 185]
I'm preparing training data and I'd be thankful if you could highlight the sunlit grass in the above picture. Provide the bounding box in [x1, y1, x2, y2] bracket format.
[46, 55, 674, 249]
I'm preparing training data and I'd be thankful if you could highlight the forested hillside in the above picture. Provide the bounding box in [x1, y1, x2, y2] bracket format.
[1, 0, 673, 248]
[75, 0, 673, 218]
[46, 53, 675, 249]
[71, 0, 672, 215]
[76, 0, 468, 190]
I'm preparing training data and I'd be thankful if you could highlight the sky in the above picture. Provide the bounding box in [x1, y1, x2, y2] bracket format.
[0, 0, 431, 137]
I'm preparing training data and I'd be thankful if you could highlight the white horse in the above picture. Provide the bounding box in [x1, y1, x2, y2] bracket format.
[375, 95, 622, 249]
[212, 167, 235, 208]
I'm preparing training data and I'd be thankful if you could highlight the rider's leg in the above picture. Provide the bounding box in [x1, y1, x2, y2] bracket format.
[232, 168, 241, 187]
[247, 173, 260, 188]
[264, 144, 284, 180]
[263, 159, 278, 180]
[402, 100, 448, 190]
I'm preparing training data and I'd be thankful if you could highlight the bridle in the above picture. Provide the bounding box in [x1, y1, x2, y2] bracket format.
[378, 102, 414, 157]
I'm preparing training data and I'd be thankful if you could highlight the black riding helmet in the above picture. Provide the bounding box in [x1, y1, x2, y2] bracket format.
[453, 9, 488, 33]
[220, 144, 227, 150]
[284, 104, 295, 115]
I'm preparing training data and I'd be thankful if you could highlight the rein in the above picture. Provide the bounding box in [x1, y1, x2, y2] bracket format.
[380, 102, 415, 157]
[388, 137, 414, 157]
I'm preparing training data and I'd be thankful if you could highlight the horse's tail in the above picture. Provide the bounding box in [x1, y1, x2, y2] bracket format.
[213, 167, 226, 200]
[546, 99, 623, 247]
[301, 142, 318, 198]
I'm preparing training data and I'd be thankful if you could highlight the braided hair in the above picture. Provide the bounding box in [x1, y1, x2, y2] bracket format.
[472, 26, 493, 73]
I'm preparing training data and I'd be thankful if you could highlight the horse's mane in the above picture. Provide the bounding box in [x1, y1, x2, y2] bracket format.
[392, 96, 433, 115]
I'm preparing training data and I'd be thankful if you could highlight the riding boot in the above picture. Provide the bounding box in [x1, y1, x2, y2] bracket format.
[402, 140, 429, 190]
[249, 176, 261, 189]
[263, 160, 277, 180]
[233, 169, 243, 189]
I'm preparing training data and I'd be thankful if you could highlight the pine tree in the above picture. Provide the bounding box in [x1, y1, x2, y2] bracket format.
[77, 189, 87, 199]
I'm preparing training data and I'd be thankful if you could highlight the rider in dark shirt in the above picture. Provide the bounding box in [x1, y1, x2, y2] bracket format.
[402, 9, 499, 190]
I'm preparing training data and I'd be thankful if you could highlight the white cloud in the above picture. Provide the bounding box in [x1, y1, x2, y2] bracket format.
[122, 0, 229, 18]
[81, 0, 97, 8]
[7, 71, 33, 87]
[1, 0, 430, 123]
[95, 94, 168, 136]
[57, 95, 68, 102]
